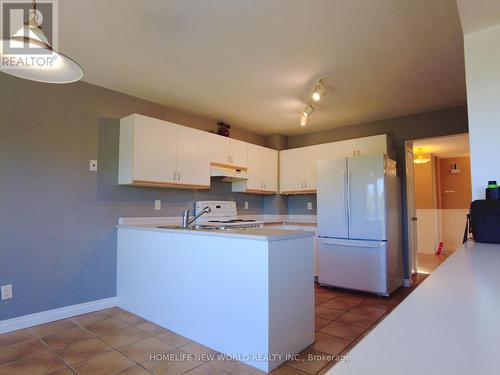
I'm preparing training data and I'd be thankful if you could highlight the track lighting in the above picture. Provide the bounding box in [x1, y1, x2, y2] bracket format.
[312, 78, 325, 101]
[303, 104, 315, 117]
[300, 115, 307, 127]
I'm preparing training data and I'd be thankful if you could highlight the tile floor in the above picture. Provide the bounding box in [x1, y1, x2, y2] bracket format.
[417, 252, 454, 274]
[0, 276, 427, 375]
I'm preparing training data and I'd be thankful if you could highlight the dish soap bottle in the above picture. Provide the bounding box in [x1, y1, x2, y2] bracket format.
[486, 181, 500, 200]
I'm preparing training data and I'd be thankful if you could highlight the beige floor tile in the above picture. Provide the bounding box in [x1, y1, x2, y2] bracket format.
[86, 317, 149, 348]
[49, 366, 77, 375]
[319, 321, 366, 340]
[86, 317, 132, 337]
[314, 307, 344, 321]
[333, 295, 365, 304]
[0, 338, 47, 367]
[41, 327, 95, 351]
[119, 337, 175, 363]
[313, 289, 338, 299]
[142, 348, 204, 375]
[348, 305, 387, 319]
[100, 307, 124, 316]
[320, 299, 360, 312]
[270, 364, 309, 374]
[136, 322, 168, 336]
[0, 349, 66, 375]
[314, 297, 332, 307]
[335, 312, 378, 329]
[183, 363, 229, 375]
[314, 361, 336, 375]
[314, 317, 331, 332]
[209, 357, 256, 375]
[30, 319, 78, 338]
[113, 365, 153, 375]
[312, 333, 351, 356]
[286, 347, 331, 374]
[155, 331, 191, 348]
[55, 337, 113, 365]
[114, 310, 147, 326]
[71, 310, 113, 327]
[71, 350, 135, 375]
[0, 329, 35, 347]
[179, 341, 218, 360]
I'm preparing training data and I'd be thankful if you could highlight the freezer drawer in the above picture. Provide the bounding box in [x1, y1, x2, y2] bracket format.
[318, 238, 388, 295]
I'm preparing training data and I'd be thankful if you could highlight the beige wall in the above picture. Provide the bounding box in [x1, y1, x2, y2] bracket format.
[414, 155, 437, 209]
[438, 156, 472, 209]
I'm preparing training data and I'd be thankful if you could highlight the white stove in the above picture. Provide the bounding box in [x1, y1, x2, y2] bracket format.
[194, 201, 263, 229]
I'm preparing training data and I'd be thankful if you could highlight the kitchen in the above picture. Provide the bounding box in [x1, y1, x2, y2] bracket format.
[1, 1, 500, 375]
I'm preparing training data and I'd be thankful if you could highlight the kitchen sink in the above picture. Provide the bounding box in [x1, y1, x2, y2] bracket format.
[157, 225, 222, 231]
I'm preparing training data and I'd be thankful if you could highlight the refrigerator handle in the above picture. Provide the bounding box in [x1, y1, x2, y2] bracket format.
[343, 170, 348, 226]
[348, 171, 352, 227]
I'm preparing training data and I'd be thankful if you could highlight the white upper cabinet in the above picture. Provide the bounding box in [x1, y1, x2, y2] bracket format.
[233, 144, 278, 194]
[304, 143, 331, 191]
[280, 148, 305, 193]
[119, 114, 210, 189]
[331, 139, 357, 158]
[176, 126, 210, 187]
[210, 134, 248, 168]
[355, 134, 388, 156]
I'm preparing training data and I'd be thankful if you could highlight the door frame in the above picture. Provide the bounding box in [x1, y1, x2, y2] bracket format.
[404, 141, 418, 286]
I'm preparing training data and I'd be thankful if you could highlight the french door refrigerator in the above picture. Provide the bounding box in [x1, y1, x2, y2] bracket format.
[316, 154, 402, 296]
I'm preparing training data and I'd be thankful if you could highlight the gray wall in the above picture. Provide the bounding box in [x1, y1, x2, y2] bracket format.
[287, 105, 469, 278]
[0, 75, 265, 320]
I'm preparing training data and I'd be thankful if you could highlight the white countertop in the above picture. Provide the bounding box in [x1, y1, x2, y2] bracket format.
[328, 240, 500, 375]
[117, 224, 314, 241]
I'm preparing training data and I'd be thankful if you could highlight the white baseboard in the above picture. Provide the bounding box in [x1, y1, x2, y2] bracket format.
[0, 297, 118, 334]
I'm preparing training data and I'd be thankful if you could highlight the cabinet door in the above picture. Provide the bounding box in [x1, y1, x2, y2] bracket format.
[245, 143, 264, 191]
[355, 134, 387, 156]
[210, 133, 231, 165]
[331, 139, 356, 159]
[280, 148, 305, 193]
[261, 147, 278, 192]
[304, 143, 331, 191]
[133, 116, 177, 184]
[176, 126, 210, 187]
[230, 138, 248, 168]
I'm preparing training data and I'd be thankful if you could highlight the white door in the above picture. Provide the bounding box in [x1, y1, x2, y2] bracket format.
[246, 143, 264, 191]
[280, 148, 305, 193]
[133, 116, 177, 183]
[331, 139, 356, 158]
[304, 143, 331, 191]
[176, 126, 210, 187]
[230, 138, 248, 167]
[210, 133, 231, 165]
[317, 158, 348, 238]
[318, 238, 388, 295]
[355, 135, 387, 156]
[405, 141, 418, 278]
[348, 155, 387, 241]
[261, 147, 278, 192]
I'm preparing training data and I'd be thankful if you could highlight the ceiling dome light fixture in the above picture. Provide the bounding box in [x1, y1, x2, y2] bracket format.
[413, 148, 431, 164]
[0, 0, 83, 84]
[312, 78, 326, 101]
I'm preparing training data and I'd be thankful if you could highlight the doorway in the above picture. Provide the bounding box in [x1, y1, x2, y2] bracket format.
[405, 134, 471, 275]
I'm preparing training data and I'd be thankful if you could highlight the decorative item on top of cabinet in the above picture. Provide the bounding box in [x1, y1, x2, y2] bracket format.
[216, 122, 231, 137]
[118, 114, 210, 189]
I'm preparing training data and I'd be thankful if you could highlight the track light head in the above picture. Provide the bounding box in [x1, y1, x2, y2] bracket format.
[312, 78, 325, 102]
[303, 104, 315, 117]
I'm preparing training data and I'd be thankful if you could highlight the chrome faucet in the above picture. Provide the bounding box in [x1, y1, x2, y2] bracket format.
[182, 206, 211, 228]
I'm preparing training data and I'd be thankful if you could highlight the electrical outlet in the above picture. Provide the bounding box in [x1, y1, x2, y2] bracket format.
[244, 202, 249, 210]
[1, 284, 12, 300]
[154, 200, 161, 210]
[307, 202, 313, 210]
[89, 160, 98, 171]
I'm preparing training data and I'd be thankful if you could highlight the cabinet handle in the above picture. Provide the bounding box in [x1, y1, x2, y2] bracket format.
[177, 172, 180, 181]
[172, 171, 176, 180]
[305, 182, 307, 188]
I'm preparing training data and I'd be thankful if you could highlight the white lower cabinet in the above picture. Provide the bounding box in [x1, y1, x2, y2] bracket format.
[264, 223, 319, 277]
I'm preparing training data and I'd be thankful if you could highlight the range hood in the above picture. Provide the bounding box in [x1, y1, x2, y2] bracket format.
[210, 164, 248, 182]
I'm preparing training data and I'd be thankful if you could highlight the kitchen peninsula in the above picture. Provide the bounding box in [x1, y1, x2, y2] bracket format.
[116, 220, 314, 372]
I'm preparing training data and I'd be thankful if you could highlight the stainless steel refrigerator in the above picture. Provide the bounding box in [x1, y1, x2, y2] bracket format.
[316, 154, 403, 296]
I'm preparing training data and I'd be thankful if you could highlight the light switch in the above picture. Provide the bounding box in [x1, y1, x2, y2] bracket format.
[155, 200, 161, 210]
[89, 160, 98, 171]
[307, 202, 313, 210]
[1, 284, 12, 300]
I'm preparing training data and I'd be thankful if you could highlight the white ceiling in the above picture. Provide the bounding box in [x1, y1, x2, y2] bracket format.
[57, 0, 466, 136]
[413, 133, 470, 158]
[457, 0, 500, 35]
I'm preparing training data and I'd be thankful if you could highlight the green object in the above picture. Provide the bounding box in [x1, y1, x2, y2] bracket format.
[488, 180, 498, 188]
